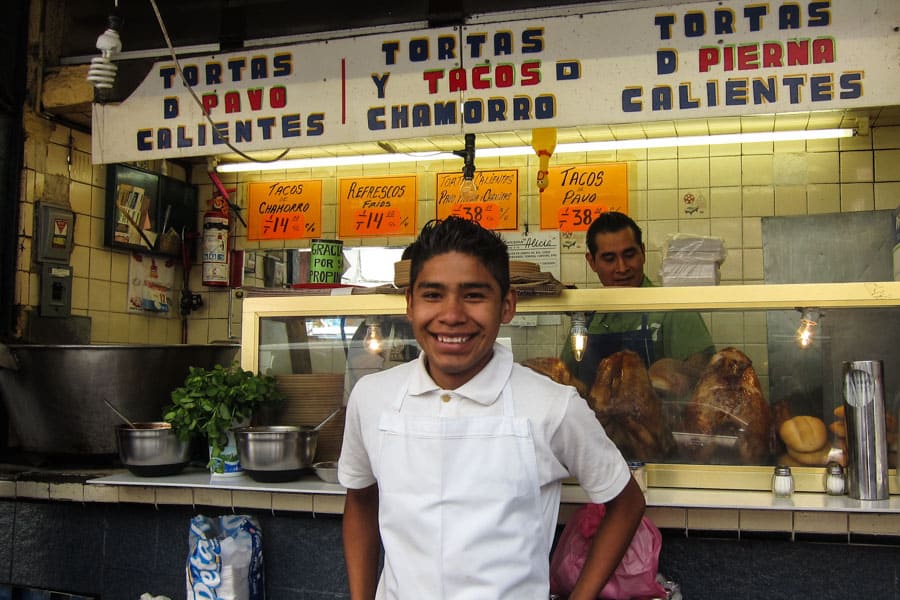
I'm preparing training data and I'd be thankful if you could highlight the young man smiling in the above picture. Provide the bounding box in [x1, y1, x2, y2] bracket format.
[338, 216, 644, 599]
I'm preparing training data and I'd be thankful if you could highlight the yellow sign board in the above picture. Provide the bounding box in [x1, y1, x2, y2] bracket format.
[338, 175, 418, 237]
[247, 180, 322, 240]
[436, 169, 519, 231]
[539, 163, 628, 231]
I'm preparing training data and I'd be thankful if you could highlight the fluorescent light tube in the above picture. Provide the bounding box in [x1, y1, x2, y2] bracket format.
[215, 128, 855, 173]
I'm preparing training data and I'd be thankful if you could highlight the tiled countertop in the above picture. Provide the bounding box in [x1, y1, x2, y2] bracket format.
[4, 466, 900, 538]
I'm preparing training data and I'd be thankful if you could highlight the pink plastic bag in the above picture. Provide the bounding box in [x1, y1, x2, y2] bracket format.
[550, 503, 667, 599]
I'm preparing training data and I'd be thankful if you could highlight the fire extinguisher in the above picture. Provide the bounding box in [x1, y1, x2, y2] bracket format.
[202, 195, 230, 287]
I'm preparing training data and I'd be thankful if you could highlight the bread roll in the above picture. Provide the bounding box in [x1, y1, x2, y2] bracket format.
[779, 415, 827, 453]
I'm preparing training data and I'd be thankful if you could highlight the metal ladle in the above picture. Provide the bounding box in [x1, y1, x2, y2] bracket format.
[313, 406, 344, 431]
[104, 398, 137, 428]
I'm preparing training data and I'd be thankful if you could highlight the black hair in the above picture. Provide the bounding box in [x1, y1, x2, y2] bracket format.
[585, 211, 643, 256]
[407, 216, 510, 296]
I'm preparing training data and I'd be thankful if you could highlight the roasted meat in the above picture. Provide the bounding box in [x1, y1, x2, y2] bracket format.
[521, 357, 589, 399]
[682, 347, 772, 464]
[589, 350, 676, 462]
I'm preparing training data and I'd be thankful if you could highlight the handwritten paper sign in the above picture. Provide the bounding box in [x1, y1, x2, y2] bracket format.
[338, 175, 417, 237]
[247, 180, 322, 240]
[436, 169, 518, 231]
[539, 163, 628, 231]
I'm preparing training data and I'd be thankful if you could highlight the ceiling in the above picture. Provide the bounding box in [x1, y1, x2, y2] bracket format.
[47, 0, 900, 166]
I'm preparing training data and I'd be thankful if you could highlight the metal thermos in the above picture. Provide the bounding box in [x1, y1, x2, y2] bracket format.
[842, 360, 889, 500]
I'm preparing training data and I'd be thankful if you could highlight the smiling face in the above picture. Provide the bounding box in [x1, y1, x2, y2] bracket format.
[406, 251, 516, 390]
[585, 227, 646, 287]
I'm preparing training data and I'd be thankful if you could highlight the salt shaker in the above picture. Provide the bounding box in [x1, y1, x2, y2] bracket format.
[825, 462, 845, 496]
[772, 465, 794, 497]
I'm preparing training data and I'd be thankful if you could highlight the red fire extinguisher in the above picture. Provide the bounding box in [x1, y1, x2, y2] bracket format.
[202, 195, 230, 287]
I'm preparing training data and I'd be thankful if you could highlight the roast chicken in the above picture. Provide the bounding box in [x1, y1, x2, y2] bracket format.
[589, 350, 676, 462]
[682, 347, 772, 464]
[522, 352, 675, 461]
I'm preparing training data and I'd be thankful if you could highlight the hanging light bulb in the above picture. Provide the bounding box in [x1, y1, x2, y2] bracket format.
[459, 176, 478, 202]
[569, 312, 589, 362]
[796, 308, 821, 348]
[454, 133, 478, 203]
[364, 321, 383, 353]
[86, 13, 123, 92]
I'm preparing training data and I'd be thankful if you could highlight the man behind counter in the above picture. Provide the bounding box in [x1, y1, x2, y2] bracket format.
[562, 211, 715, 391]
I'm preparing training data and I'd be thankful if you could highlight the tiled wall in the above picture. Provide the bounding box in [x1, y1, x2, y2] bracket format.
[16, 110, 900, 364]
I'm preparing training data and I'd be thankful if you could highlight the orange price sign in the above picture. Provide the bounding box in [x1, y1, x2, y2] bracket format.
[556, 205, 609, 232]
[539, 163, 627, 230]
[436, 169, 518, 230]
[450, 202, 501, 229]
[339, 175, 417, 237]
[247, 180, 322, 240]
[352, 207, 406, 235]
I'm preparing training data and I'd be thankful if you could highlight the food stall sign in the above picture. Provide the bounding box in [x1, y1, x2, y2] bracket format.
[247, 180, 322, 240]
[540, 163, 628, 231]
[436, 169, 518, 231]
[92, 0, 900, 164]
[338, 175, 417, 237]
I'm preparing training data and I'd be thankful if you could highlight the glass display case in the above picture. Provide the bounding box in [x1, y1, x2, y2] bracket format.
[241, 281, 900, 495]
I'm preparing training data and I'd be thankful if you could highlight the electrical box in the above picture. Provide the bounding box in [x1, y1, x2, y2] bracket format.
[36, 203, 75, 263]
[39, 263, 73, 317]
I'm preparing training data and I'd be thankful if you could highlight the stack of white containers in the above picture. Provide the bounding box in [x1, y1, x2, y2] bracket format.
[659, 234, 726, 286]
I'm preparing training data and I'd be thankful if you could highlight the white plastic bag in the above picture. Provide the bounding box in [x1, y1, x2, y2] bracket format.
[186, 514, 264, 600]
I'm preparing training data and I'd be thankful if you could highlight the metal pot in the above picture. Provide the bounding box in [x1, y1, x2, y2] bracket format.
[235, 425, 317, 482]
[116, 422, 190, 477]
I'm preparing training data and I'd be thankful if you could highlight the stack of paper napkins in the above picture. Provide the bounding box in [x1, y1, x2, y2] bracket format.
[660, 234, 726, 286]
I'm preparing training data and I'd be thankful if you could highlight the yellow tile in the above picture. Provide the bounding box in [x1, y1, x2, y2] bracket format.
[875, 182, 900, 210]
[743, 248, 764, 280]
[646, 507, 686, 529]
[849, 513, 900, 536]
[873, 127, 900, 150]
[148, 322, 169, 344]
[29, 272, 41, 306]
[794, 511, 847, 534]
[647, 159, 677, 190]
[739, 510, 792, 532]
[647, 189, 678, 220]
[741, 141, 773, 156]
[709, 186, 741, 218]
[89, 280, 111, 312]
[89, 248, 112, 280]
[89, 216, 105, 247]
[709, 157, 741, 187]
[16, 480, 50, 499]
[49, 482, 84, 502]
[0, 480, 16, 498]
[16, 239, 31, 272]
[232, 490, 272, 510]
[807, 138, 840, 153]
[742, 155, 774, 186]
[314, 494, 346, 515]
[84, 483, 119, 503]
[710, 312, 743, 345]
[118, 486, 156, 504]
[742, 186, 774, 217]
[271, 492, 314, 512]
[18, 200, 34, 237]
[208, 289, 230, 318]
[687, 508, 739, 531]
[71, 276, 89, 310]
[70, 245, 90, 278]
[807, 152, 839, 184]
[772, 153, 807, 185]
[709, 217, 741, 249]
[678, 157, 710, 188]
[743, 311, 768, 344]
[91, 186, 106, 217]
[46, 143, 70, 177]
[128, 314, 150, 343]
[70, 150, 93, 184]
[840, 151, 874, 183]
[208, 319, 229, 343]
[108, 312, 130, 342]
[875, 149, 900, 181]
[806, 184, 841, 214]
[194, 488, 232, 507]
[840, 183, 874, 212]
[14, 270, 28, 305]
[88, 310, 110, 342]
[774, 185, 807, 216]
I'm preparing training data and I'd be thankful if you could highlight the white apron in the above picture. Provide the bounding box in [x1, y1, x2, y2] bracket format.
[375, 376, 550, 599]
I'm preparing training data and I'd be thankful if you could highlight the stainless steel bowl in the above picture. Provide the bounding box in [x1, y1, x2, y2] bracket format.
[116, 422, 190, 477]
[313, 461, 339, 484]
[235, 425, 316, 482]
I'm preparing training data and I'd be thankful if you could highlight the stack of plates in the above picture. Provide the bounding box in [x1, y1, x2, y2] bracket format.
[275, 373, 345, 462]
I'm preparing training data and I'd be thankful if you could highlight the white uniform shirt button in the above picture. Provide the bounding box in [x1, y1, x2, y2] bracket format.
[441, 393, 451, 403]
